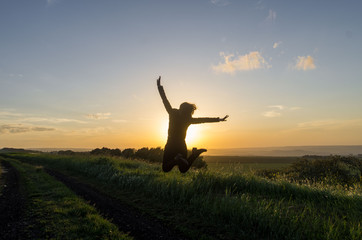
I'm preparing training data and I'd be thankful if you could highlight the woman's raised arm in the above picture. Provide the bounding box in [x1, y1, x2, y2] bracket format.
[157, 76, 172, 114]
[191, 115, 229, 124]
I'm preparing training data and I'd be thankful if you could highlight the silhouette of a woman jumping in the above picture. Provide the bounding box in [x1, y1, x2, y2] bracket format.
[157, 76, 228, 173]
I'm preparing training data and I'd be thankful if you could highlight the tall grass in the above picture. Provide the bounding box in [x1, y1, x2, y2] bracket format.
[0, 156, 131, 239]
[7, 153, 362, 240]
[0, 162, 3, 193]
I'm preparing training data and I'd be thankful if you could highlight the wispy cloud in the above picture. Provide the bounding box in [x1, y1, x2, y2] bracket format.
[112, 119, 128, 123]
[262, 110, 281, 118]
[66, 127, 113, 136]
[210, 0, 230, 7]
[297, 120, 337, 129]
[46, 0, 58, 6]
[255, 0, 266, 10]
[262, 105, 300, 118]
[9, 73, 24, 78]
[0, 124, 55, 134]
[294, 56, 316, 71]
[212, 51, 270, 74]
[265, 9, 277, 24]
[22, 117, 87, 124]
[297, 119, 362, 131]
[0, 111, 23, 117]
[86, 113, 111, 120]
[268, 105, 285, 110]
[273, 41, 282, 49]
[0, 110, 86, 124]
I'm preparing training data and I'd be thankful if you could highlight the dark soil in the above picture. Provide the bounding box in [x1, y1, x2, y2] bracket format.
[45, 168, 189, 240]
[0, 160, 26, 240]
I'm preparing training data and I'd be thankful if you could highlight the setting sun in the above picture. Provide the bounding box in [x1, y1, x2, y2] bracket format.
[185, 124, 202, 147]
[160, 119, 202, 148]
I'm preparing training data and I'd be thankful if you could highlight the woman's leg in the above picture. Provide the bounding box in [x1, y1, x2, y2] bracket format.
[163, 142, 188, 173]
[186, 148, 207, 167]
[177, 144, 191, 173]
[162, 161, 174, 172]
[163, 142, 187, 172]
[178, 148, 206, 173]
[162, 146, 176, 172]
[163, 141, 191, 173]
[176, 154, 190, 173]
[164, 155, 188, 172]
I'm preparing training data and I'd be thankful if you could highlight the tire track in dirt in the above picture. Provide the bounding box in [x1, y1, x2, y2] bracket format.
[45, 168, 189, 240]
[0, 160, 26, 240]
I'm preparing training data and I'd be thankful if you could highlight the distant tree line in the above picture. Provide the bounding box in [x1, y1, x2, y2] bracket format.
[0, 148, 41, 154]
[86, 147, 207, 169]
[89, 147, 122, 157]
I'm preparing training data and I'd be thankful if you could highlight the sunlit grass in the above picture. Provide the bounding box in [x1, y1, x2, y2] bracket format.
[6, 153, 362, 240]
[0, 163, 3, 193]
[0, 156, 132, 240]
[207, 162, 292, 174]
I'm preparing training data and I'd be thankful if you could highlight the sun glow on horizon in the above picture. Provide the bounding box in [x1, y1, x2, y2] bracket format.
[185, 124, 202, 147]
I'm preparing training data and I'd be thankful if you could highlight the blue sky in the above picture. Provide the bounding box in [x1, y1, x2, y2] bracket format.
[1, 0, 362, 149]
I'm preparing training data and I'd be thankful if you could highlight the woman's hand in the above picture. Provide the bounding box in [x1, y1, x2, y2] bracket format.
[220, 115, 229, 121]
[157, 76, 161, 87]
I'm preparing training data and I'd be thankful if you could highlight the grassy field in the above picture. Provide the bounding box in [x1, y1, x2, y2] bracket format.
[0, 156, 132, 239]
[2, 153, 360, 240]
[204, 155, 299, 174]
[204, 155, 300, 164]
[205, 155, 298, 173]
[207, 162, 292, 173]
[0, 163, 3, 193]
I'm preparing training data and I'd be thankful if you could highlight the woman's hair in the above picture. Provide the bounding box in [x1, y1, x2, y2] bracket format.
[179, 102, 197, 116]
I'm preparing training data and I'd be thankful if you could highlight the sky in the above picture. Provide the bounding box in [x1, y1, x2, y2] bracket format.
[1, 0, 362, 149]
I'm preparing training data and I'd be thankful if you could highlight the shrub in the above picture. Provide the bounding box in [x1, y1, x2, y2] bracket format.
[289, 155, 361, 185]
[258, 155, 361, 186]
[121, 148, 135, 158]
[58, 150, 76, 155]
[192, 156, 208, 169]
[90, 147, 122, 156]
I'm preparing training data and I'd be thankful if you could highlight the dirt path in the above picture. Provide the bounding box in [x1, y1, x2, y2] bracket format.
[0, 160, 26, 240]
[45, 168, 189, 240]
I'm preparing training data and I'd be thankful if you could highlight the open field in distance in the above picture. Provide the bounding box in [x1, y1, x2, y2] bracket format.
[204, 155, 299, 173]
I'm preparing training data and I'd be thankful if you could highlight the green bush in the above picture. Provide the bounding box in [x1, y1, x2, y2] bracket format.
[90, 147, 122, 156]
[258, 155, 361, 185]
[290, 155, 361, 185]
